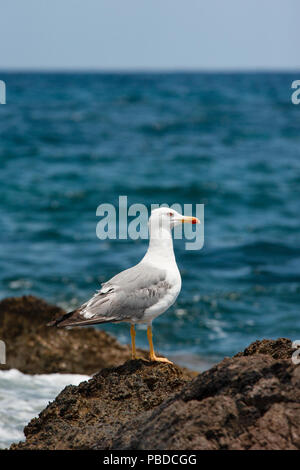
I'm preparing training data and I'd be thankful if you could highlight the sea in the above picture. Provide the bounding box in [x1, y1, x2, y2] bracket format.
[0, 72, 299, 447]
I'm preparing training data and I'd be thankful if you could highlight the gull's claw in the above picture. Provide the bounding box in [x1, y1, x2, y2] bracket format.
[149, 355, 173, 364]
[132, 355, 149, 362]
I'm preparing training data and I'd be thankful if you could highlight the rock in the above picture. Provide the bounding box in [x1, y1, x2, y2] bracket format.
[0, 295, 149, 374]
[11, 360, 191, 450]
[113, 351, 300, 450]
[10, 338, 300, 450]
[235, 337, 294, 360]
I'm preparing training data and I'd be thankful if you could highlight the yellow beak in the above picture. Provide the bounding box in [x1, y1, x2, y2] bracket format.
[180, 216, 200, 225]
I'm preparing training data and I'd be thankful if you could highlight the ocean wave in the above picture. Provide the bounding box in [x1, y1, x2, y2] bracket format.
[0, 369, 90, 449]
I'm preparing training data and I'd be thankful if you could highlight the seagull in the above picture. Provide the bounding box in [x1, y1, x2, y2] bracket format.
[48, 208, 200, 363]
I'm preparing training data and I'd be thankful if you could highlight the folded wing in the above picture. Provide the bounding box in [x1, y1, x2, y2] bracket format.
[47, 262, 170, 328]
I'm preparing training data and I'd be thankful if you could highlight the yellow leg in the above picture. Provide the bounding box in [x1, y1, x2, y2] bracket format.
[147, 325, 173, 364]
[130, 324, 136, 359]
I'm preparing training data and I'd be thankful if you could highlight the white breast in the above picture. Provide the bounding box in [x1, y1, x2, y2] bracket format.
[140, 265, 182, 324]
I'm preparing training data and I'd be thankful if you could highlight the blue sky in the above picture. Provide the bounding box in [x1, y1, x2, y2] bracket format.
[0, 0, 299, 70]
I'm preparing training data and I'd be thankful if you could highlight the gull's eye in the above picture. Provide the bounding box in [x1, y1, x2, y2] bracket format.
[168, 212, 173, 217]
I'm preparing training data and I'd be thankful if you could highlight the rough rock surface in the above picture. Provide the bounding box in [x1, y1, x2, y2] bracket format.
[0, 295, 149, 374]
[235, 337, 294, 360]
[11, 360, 191, 450]
[11, 338, 300, 450]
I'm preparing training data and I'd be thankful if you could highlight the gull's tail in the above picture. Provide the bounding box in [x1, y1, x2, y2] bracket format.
[47, 288, 120, 328]
[46, 310, 77, 327]
[47, 308, 118, 328]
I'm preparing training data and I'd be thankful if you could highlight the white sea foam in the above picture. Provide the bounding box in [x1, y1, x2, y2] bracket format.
[0, 369, 90, 449]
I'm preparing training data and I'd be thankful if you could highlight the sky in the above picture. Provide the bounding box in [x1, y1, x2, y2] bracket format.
[0, 0, 299, 70]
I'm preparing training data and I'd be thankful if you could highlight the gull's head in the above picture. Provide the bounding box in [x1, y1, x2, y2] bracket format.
[148, 207, 200, 233]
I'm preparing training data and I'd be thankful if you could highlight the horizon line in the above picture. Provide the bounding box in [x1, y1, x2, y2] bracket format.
[0, 66, 300, 74]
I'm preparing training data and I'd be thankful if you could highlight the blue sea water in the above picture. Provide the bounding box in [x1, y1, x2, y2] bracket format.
[1, 72, 300, 367]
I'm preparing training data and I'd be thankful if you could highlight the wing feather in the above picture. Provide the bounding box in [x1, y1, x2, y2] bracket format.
[48, 262, 171, 327]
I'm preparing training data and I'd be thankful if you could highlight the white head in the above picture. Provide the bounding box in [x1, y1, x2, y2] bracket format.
[148, 207, 200, 235]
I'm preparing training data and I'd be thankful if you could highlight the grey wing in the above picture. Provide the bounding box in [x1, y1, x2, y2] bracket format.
[52, 262, 170, 327]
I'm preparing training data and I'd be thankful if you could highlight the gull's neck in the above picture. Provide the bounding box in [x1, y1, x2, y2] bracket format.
[142, 225, 176, 267]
